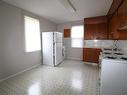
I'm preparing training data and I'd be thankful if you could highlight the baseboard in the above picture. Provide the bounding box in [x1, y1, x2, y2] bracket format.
[66, 57, 82, 61]
[0, 63, 41, 83]
[84, 62, 98, 66]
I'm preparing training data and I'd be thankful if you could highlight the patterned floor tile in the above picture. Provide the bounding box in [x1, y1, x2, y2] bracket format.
[0, 60, 99, 95]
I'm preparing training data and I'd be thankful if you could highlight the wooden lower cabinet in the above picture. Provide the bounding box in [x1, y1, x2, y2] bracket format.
[83, 48, 102, 63]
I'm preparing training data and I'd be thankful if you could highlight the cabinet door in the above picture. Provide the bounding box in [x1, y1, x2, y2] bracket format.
[92, 49, 102, 63]
[83, 48, 93, 62]
[108, 0, 127, 40]
[109, 12, 127, 40]
[108, 19, 113, 39]
[118, 31, 127, 40]
[118, 0, 127, 26]
[112, 31, 119, 40]
[84, 23, 108, 40]
[64, 29, 70, 38]
[94, 23, 108, 40]
[109, 13, 120, 40]
[83, 48, 101, 63]
[84, 24, 94, 40]
[84, 16, 108, 40]
[111, 13, 119, 33]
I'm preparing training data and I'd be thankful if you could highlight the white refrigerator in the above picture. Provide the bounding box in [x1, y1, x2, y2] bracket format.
[42, 32, 63, 66]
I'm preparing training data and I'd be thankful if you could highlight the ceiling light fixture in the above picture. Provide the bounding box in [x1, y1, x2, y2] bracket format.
[58, 0, 76, 12]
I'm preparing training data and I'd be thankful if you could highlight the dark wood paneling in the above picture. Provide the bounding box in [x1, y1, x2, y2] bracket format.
[64, 29, 71, 38]
[108, 0, 124, 18]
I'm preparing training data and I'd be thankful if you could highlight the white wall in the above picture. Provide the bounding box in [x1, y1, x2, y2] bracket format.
[117, 40, 127, 53]
[0, 1, 56, 80]
[64, 38, 83, 60]
[57, 20, 83, 32]
[57, 21, 83, 60]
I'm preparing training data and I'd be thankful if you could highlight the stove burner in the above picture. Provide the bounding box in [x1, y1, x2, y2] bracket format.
[104, 52, 111, 54]
[113, 48, 118, 51]
[107, 57, 117, 59]
[114, 53, 123, 55]
[104, 49, 112, 50]
[120, 57, 127, 60]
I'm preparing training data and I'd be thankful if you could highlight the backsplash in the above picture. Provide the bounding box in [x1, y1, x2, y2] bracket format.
[84, 40, 114, 48]
[64, 38, 83, 60]
[117, 40, 127, 53]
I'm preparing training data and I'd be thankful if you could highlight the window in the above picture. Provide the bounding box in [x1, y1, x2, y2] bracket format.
[24, 16, 41, 52]
[71, 25, 84, 48]
[71, 25, 84, 39]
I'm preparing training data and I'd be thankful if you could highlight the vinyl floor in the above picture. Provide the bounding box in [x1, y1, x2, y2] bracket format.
[0, 60, 99, 95]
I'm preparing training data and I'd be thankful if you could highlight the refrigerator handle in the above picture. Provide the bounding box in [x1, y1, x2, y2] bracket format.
[53, 32, 56, 67]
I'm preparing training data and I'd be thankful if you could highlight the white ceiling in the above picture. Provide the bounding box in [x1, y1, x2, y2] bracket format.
[3, 0, 113, 24]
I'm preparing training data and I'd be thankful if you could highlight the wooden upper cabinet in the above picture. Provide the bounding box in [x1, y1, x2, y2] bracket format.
[108, 0, 127, 40]
[110, 12, 119, 33]
[84, 24, 95, 40]
[117, 0, 127, 26]
[109, 12, 127, 40]
[112, 31, 127, 40]
[109, 12, 120, 40]
[84, 16, 107, 24]
[94, 23, 108, 40]
[64, 29, 71, 38]
[84, 16, 108, 40]
[108, 0, 123, 17]
[118, 31, 127, 39]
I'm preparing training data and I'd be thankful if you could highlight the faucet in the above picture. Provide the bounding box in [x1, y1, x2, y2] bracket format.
[113, 40, 118, 51]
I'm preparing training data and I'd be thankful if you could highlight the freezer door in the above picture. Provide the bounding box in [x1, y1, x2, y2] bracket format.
[55, 43, 63, 66]
[54, 32, 63, 43]
[42, 32, 54, 66]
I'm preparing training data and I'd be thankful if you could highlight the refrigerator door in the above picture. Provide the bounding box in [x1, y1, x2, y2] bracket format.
[55, 43, 63, 66]
[42, 32, 54, 66]
[54, 32, 63, 43]
[54, 32, 63, 66]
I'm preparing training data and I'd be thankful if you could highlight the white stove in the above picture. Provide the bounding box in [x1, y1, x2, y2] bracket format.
[100, 48, 127, 62]
[99, 48, 127, 91]
[100, 55, 127, 95]
[99, 49, 127, 69]
[99, 48, 127, 95]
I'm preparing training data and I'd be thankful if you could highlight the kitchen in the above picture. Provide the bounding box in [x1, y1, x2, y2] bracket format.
[0, 0, 127, 95]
